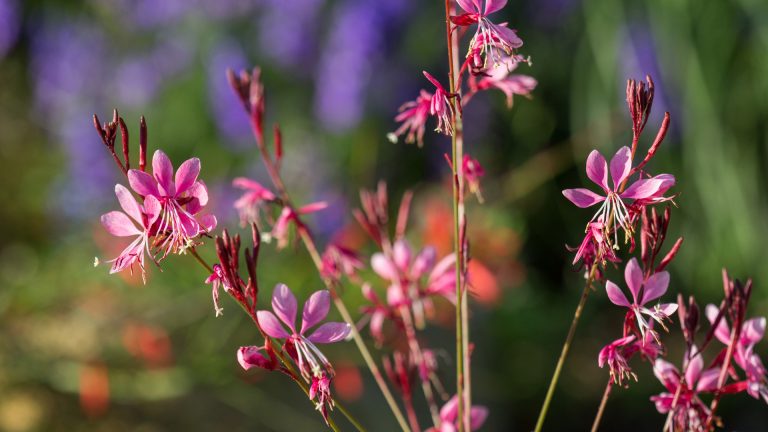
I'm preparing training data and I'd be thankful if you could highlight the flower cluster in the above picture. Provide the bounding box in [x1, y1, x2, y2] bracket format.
[95, 112, 216, 282]
[389, 0, 536, 146]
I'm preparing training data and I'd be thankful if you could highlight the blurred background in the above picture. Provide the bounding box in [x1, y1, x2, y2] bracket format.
[1, 0, 767, 430]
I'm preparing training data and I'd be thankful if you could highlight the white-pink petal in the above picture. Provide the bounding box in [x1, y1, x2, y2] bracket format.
[585, 150, 609, 192]
[562, 188, 606, 208]
[307, 322, 351, 344]
[115, 184, 143, 223]
[127, 169, 159, 197]
[174, 158, 200, 195]
[372, 253, 398, 281]
[271, 283, 298, 332]
[256, 310, 290, 339]
[620, 177, 667, 200]
[609, 147, 632, 190]
[641, 271, 670, 304]
[605, 280, 630, 307]
[101, 211, 142, 237]
[483, 0, 507, 15]
[301, 290, 331, 334]
[705, 304, 731, 345]
[152, 150, 176, 197]
[624, 258, 644, 304]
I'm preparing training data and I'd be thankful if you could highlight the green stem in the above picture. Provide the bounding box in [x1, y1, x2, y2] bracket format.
[534, 261, 599, 432]
[590, 379, 612, 432]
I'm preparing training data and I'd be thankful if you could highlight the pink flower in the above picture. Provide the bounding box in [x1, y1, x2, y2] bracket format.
[567, 221, 619, 272]
[100, 184, 161, 282]
[651, 349, 719, 431]
[372, 240, 456, 305]
[423, 71, 455, 137]
[320, 244, 364, 281]
[205, 264, 233, 317]
[271, 201, 328, 249]
[427, 394, 488, 432]
[127, 150, 217, 257]
[605, 258, 677, 340]
[237, 344, 278, 371]
[462, 155, 486, 202]
[232, 177, 276, 226]
[256, 284, 351, 420]
[452, 0, 524, 70]
[705, 305, 768, 402]
[471, 58, 537, 107]
[598, 335, 637, 386]
[562, 147, 675, 240]
[388, 89, 432, 146]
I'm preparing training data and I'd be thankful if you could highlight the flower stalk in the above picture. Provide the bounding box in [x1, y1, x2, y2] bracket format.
[590, 379, 613, 432]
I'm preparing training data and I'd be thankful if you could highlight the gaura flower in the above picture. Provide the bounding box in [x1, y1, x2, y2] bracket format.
[205, 264, 232, 317]
[127, 150, 216, 257]
[605, 258, 677, 341]
[452, 0, 524, 70]
[462, 155, 486, 202]
[256, 284, 351, 421]
[270, 201, 328, 249]
[471, 56, 536, 107]
[651, 348, 719, 432]
[423, 71, 455, 137]
[100, 184, 161, 282]
[598, 335, 637, 386]
[427, 394, 488, 432]
[232, 177, 276, 226]
[388, 89, 432, 146]
[705, 305, 768, 403]
[567, 220, 619, 273]
[562, 146, 674, 242]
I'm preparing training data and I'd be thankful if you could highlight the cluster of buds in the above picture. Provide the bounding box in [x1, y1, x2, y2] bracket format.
[95, 111, 216, 282]
[389, 0, 536, 146]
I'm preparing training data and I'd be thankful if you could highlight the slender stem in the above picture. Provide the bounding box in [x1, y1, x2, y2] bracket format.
[403, 394, 422, 432]
[590, 380, 613, 432]
[336, 401, 367, 432]
[400, 304, 441, 426]
[244, 116, 411, 431]
[443, 1, 470, 430]
[534, 261, 599, 432]
[705, 317, 740, 429]
[189, 248, 214, 273]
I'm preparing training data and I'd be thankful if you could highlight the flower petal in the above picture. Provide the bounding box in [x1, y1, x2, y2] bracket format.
[606, 280, 630, 307]
[256, 310, 290, 339]
[237, 346, 273, 371]
[372, 253, 398, 281]
[705, 304, 731, 344]
[301, 290, 330, 334]
[271, 283, 298, 332]
[697, 368, 720, 392]
[440, 395, 459, 423]
[115, 184, 142, 223]
[470, 406, 489, 430]
[686, 351, 704, 385]
[624, 258, 643, 304]
[411, 246, 436, 279]
[743, 317, 766, 345]
[152, 150, 176, 196]
[641, 271, 670, 304]
[174, 158, 200, 195]
[484, 0, 507, 15]
[393, 240, 412, 272]
[562, 188, 605, 208]
[307, 322, 351, 344]
[585, 150, 609, 192]
[609, 146, 632, 190]
[620, 178, 667, 200]
[128, 169, 159, 197]
[658, 303, 678, 317]
[101, 211, 141, 237]
[198, 214, 217, 232]
[456, 0, 479, 14]
[143, 195, 162, 226]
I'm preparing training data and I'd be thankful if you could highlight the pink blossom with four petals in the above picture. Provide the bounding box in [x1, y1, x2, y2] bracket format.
[423, 71, 455, 137]
[598, 335, 637, 386]
[271, 201, 328, 249]
[605, 258, 677, 340]
[471, 56, 537, 107]
[388, 89, 432, 146]
[563, 147, 675, 244]
[127, 150, 217, 257]
[452, 0, 524, 70]
[232, 177, 276, 226]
